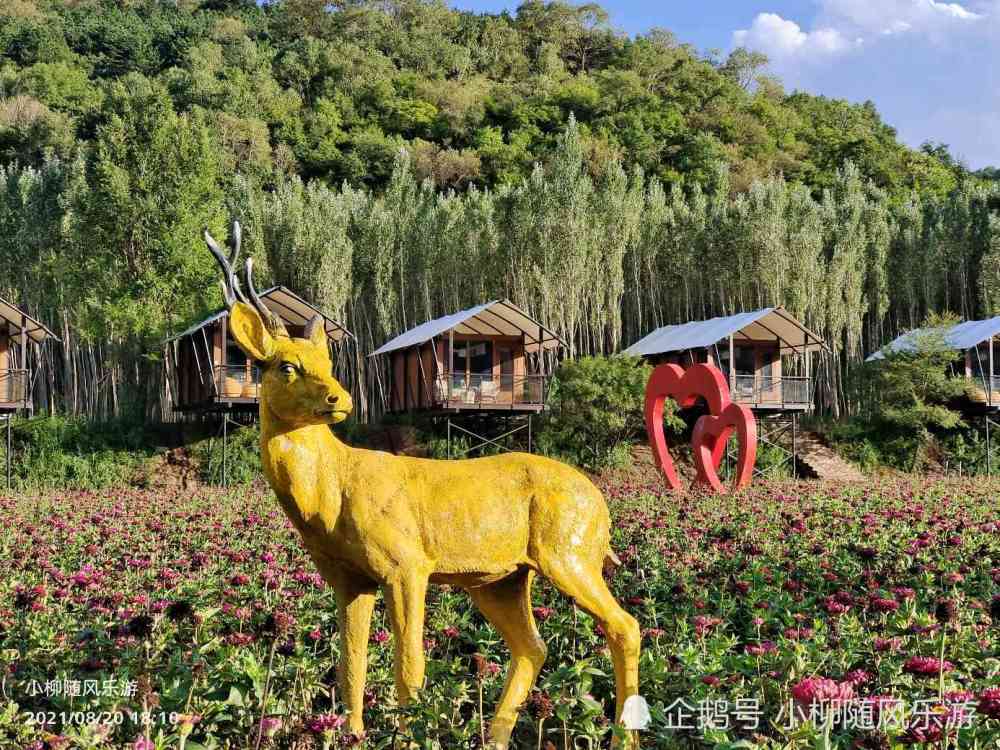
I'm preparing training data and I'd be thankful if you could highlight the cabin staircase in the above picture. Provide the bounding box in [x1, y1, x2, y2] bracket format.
[796, 431, 865, 482]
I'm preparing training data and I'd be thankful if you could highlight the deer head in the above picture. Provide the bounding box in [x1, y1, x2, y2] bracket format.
[204, 222, 352, 427]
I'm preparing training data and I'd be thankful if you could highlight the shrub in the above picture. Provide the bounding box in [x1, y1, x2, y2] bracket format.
[193, 422, 263, 486]
[4, 415, 151, 490]
[537, 355, 679, 470]
[873, 312, 965, 435]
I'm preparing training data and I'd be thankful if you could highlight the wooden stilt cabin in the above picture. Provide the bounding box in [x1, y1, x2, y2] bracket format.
[0, 297, 58, 413]
[372, 300, 566, 414]
[623, 307, 825, 411]
[867, 316, 1000, 410]
[164, 286, 350, 413]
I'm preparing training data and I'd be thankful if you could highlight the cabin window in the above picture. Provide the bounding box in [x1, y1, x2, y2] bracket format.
[226, 343, 248, 380]
[452, 340, 493, 383]
[469, 341, 493, 379]
[734, 346, 755, 376]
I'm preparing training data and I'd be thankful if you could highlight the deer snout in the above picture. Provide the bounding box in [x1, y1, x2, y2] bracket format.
[324, 388, 353, 414]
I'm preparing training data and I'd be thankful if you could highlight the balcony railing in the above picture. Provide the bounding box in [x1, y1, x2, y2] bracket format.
[731, 375, 812, 408]
[214, 364, 262, 401]
[434, 373, 550, 408]
[0, 368, 29, 406]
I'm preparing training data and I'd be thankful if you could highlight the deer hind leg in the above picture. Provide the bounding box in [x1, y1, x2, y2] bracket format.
[467, 569, 547, 750]
[539, 554, 640, 748]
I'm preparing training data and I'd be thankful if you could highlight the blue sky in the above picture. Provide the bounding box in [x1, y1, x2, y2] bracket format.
[450, 1, 1000, 169]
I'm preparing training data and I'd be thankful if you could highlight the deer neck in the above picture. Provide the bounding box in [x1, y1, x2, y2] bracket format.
[258, 397, 349, 528]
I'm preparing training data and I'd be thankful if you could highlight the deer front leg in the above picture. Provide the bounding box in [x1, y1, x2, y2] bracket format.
[333, 576, 378, 735]
[383, 569, 430, 707]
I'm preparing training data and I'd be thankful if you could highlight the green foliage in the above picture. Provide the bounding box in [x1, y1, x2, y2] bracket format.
[830, 426, 884, 473]
[193, 422, 263, 486]
[874, 313, 966, 435]
[0, 0, 981, 193]
[87, 72, 225, 338]
[5, 415, 151, 490]
[537, 355, 672, 470]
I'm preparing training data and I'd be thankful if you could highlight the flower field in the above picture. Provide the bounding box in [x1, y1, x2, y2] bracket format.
[4, 477, 1000, 749]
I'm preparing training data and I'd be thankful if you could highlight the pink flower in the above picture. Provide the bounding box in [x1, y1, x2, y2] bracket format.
[133, 739, 154, 750]
[693, 615, 722, 635]
[843, 669, 872, 686]
[308, 713, 346, 734]
[978, 687, 1000, 719]
[903, 656, 953, 677]
[869, 596, 899, 613]
[441, 625, 460, 638]
[790, 676, 854, 708]
[874, 637, 902, 653]
[532, 606, 554, 621]
[260, 716, 282, 737]
[371, 628, 390, 644]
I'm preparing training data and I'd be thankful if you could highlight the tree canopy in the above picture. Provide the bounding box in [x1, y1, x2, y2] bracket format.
[0, 0, 997, 421]
[0, 0, 974, 194]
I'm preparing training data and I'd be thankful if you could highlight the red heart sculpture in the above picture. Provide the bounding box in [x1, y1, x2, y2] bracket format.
[644, 363, 757, 494]
[692, 402, 757, 493]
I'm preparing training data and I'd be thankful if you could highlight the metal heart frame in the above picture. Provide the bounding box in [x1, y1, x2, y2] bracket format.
[644, 363, 757, 493]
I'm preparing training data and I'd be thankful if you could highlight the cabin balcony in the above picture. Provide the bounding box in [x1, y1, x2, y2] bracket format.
[965, 375, 1000, 408]
[434, 373, 551, 412]
[0, 368, 30, 410]
[731, 374, 813, 410]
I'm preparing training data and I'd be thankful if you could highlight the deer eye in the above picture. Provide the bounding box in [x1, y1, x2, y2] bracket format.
[279, 362, 296, 376]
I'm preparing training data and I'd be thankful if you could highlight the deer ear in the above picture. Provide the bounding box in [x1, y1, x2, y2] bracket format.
[229, 302, 276, 362]
[306, 314, 326, 348]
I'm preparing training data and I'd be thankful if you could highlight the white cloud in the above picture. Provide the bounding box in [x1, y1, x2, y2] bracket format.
[926, 0, 981, 20]
[733, 13, 859, 59]
[733, 2, 987, 60]
[818, 0, 983, 36]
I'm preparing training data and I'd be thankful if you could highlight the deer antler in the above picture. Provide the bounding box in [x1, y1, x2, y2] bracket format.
[205, 221, 288, 338]
[244, 256, 289, 338]
[204, 222, 248, 309]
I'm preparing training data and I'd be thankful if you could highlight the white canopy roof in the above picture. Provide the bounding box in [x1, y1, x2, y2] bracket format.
[371, 300, 565, 357]
[166, 286, 351, 343]
[0, 296, 58, 344]
[867, 315, 1000, 361]
[622, 307, 825, 357]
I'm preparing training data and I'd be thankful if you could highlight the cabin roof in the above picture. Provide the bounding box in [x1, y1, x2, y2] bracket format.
[370, 300, 566, 357]
[0, 296, 59, 344]
[622, 307, 825, 357]
[165, 286, 351, 344]
[866, 315, 1000, 362]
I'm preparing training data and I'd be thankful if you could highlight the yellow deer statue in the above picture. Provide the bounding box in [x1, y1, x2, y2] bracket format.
[204, 224, 642, 748]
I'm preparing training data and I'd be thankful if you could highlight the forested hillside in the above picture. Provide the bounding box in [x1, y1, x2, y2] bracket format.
[1, 0, 997, 419]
